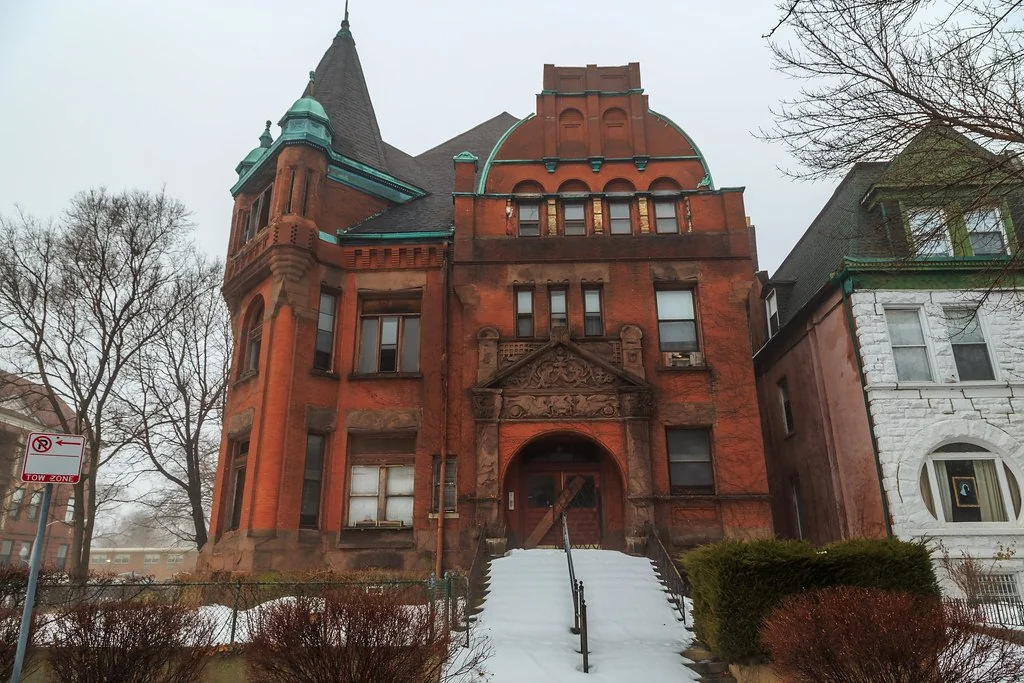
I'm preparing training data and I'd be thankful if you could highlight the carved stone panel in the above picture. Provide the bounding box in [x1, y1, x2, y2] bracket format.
[504, 346, 617, 390]
[502, 393, 620, 420]
[471, 390, 503, 422]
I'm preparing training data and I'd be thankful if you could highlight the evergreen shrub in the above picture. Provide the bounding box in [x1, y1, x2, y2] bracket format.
[680, 537, 939, 663]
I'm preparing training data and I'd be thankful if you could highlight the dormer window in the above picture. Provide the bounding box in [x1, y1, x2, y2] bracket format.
[766, 290, 780, 338]
[518, 203, 541, 237]
[244, 186, 272, 243]
[906, 208, 951, 256]
[965, 208, 1008, 256]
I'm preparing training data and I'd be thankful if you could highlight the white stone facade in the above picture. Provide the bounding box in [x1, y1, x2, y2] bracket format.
[851, 289, 1024, 592]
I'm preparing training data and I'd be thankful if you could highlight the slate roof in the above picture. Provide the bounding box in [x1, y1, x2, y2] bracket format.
[342, 112, 521, 235]
[769, 163, 889, 326]
[305, 21, 389, 172]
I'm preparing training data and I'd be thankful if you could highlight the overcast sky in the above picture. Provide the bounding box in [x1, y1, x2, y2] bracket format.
[0, 1, 839, 274]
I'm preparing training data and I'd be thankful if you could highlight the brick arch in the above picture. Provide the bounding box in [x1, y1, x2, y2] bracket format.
[648, 177, 683, 192]
[238, 295, 265, 376]
[602, 107, 631, 157]
[603, 178, 635, 193]
[558, 108, 587, 158]
[512, 180, 545, 196]
[557, 179, 591, 194]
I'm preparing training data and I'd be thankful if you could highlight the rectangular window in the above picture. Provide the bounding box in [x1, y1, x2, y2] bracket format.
[19, 542, 31, 565]
[9, 488, 24, 520]
[924, 457, 1014, 523]
[515, 288, 534, 338]
[347, 434, 416, 527]
[965, 208, 1008, 256]
[885, 308, 933, 382]
[314, 291, 337, 371]
[518, 203, 540, 237]
[26, 491, 42, 521]
[0, 540, 11, 566]
[977, 573, 1021, 603]
[228, 440, 249, 531]
[667, 429, 713, 494]
[654, 199, 678, 234]
[944, 309, 995, 381]
[608, 201, 632, 234]
[766, 290, 779, 338]
[431, 456, 457, 514]
[284, 170, 296, 215]
[114, 554, 130, 565]
[90, 554, 108, 565]
[244, 186, 273, 243]
[357, 297, 421, 374]
[656, 289, 698, 352]
[907, 208, 951, 256]
[778, 378, 794, 434]
[55, 544, 68, 571]
[167, 554, 184, 564]
[583, 287, 603, 336]
[564, 202, 586, 236]
[143, 554, 160, 565]
[549, 288, 568, 330]
[791, 477, 806, 540]
[300, 434, 325, 529]
[64, 496, 75, 524]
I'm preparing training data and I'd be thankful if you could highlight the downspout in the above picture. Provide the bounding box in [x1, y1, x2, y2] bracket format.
[838, 272, 894, 537]
[435, 242, 452, 578]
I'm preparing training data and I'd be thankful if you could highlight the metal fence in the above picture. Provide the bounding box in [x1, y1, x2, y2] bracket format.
[3, 572, 472, 647]
[947, 597, 1024, 629]
[643, 523, 688, 626]
[562, 512, 588, 673]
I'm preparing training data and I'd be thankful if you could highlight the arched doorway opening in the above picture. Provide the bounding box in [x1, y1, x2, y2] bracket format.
[503, 433, 624, 549]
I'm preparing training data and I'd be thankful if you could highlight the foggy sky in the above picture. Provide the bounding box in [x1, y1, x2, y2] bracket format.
[0, 0, 839, 275]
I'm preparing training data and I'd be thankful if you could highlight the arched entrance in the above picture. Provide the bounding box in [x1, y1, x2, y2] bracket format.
[504, 433, 624, 549]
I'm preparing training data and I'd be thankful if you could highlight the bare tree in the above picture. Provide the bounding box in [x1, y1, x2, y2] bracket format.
[115, 254, 229, 550]
[0, 189, 203, 578]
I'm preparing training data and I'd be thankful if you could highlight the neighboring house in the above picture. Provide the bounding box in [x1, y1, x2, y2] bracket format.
[0, 374, 76, 571]
[89, 547, 198, 581]
[752, 126, 1024, 594]
[202, 13, 772, 574]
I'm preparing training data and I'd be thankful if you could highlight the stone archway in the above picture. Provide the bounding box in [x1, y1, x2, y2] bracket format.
[503, 432, 625, 549]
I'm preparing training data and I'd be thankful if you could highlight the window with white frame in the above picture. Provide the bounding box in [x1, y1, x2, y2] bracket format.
[965, 208, 1009, 256]
[766, 290, 779, 338]
[655, 289, 699, 352]
[608, 200, 632, 234]
[90, 554, 108, 565]
[143, 554, 160, 565]
[26, 491, 41, 521]
[347, 434, 416, 528]
[653, 199, 678, 234]
[778, 378, 794, 435]
[9, 488, 24, 520]
[977, 573, 1021, 603]
[518, 203, 541, 237]
[907, 208, 952, 256]
[357, 296, 421, 374]
[884, 308, 933, 381]
[920, 443, 1021, 524]
[564, 202, 586, 236]
[64, 496, 75, 523]
[167, 554, 184, 564]
[944, 309, 996, 381]
[114, 554, 131, 565]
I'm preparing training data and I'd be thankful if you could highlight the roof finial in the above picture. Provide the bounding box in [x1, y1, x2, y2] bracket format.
[342, 0, 350, 28]
[308, 70, 316, 96]
[259, 120, 273, 148]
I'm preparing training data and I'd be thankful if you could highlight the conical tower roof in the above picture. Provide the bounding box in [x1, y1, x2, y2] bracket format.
[305, 13, 389, 172]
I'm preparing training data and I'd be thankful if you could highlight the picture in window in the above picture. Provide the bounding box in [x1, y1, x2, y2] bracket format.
[920, 443, 1021, 523]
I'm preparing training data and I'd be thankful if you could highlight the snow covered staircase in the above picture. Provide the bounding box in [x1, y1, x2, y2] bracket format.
[683, 643, 736, 682]
[476, 549, 700, 681]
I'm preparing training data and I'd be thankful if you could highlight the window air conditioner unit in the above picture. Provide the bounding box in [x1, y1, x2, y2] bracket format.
[664, 351, 703, 368]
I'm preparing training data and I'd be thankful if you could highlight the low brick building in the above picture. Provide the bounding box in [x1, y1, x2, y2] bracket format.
[753, 126, 1024, 592]
[89, 547, 198, 581]
[202, 13, 772, 574]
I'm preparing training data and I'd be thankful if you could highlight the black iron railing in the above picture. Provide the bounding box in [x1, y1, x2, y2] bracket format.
[644, 522, 688, 626]
[562, 512, 589, 673]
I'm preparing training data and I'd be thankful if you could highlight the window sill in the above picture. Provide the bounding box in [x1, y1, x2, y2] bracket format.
[311, 368, 340, 380]
[232, 371, 259, 388]
[657, 364, 710, 373]
[337, 526, 415, 550]
[783, 430, 796, 440]
[428, 512, 460, 520]
[918, 525, 1024, 536]
[348, 372, 423, 381]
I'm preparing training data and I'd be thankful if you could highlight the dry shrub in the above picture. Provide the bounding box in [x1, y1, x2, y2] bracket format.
[1, 607, 39, 681]
[762, 586, 1024, 683]
[48, 600, 216, 683]
[247, 588, 490, 683]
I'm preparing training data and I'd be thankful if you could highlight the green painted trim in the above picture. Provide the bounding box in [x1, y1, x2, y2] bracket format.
[490, 155, 704, 165]
[336, 230, 453, 244]
[648, 110, 715, 190]
[451, 189, 726, 199]
[476, 114, 534, 194]
[318, 231, 339, 244]
[326, 166, 418, 204]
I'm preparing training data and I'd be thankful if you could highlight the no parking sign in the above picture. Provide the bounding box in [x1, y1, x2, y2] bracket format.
[20, 432, 85, 483]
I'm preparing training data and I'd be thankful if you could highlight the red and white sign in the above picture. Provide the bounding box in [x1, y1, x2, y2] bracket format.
[21, 433, 86, 484]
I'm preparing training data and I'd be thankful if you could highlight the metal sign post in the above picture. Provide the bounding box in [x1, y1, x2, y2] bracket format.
[10, 432, 86, 683]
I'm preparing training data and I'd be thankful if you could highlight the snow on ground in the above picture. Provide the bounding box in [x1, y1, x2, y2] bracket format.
[476, 549, 697, 682]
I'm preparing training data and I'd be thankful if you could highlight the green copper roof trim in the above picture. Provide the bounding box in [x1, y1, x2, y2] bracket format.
[318, 231, 339, 244]
[453, 151, 479, 162]
[280, 96, 333, 129]
[336, 229, 453, 243]
[326, 165, 422, 204]
[476, 114, 535, 194]
[648, 110, 715, 190]
[841, 255, 1017, 271]
[489, 155, 704, 165]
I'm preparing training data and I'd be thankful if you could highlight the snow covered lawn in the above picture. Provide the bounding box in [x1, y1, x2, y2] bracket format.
[477, 549, 697, 682]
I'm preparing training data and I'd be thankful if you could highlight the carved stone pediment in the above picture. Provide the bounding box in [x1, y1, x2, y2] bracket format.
[471, 340, 649, 422]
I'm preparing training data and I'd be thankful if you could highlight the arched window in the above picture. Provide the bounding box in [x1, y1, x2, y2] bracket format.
[241, 297, 265, 375]
[920, 443, 1021, 523]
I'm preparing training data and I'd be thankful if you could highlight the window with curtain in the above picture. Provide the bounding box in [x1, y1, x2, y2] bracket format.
[347, 434, 416, 527]
[656, 289, 699, 352]
[549, 288, 567, 329]
[919, 443, 1021, 523]
[583, 287, 603, 336]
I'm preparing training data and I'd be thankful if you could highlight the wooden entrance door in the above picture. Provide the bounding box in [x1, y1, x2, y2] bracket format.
[521, 467, 602, 548]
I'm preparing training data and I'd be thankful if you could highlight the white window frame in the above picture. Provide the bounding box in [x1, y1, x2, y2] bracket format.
[347, 464, 415, 528]
[943, 308, 999, 383]
[167, 554, 184, 564]
[964, 206, 1011, 256]
[906, 207, 952, 256]
[766, 290, 779, 338]
[113, 554, 131, 565]
[884, 306, 937, 383]
[923, 451, 1020, 528]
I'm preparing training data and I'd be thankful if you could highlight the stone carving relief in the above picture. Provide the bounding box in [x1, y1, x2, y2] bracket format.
[504, 346, 617, 390]
[503, 393, 620, 420]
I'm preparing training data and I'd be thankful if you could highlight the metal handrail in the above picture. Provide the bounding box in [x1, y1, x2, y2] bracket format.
[562, 512, 589, 673]
[644, 522, 688, 626]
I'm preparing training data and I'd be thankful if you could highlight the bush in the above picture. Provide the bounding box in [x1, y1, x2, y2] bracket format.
[246, 588, 490, 683]
[1, 607, 39, 682]
[48, 600, 216, 683]
[762, 586, 1024, 683]
[680, 537, 939, 663]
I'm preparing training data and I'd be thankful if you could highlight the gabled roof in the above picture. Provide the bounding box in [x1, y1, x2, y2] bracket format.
[305, 19, 389, 172]
[474, 336, 647, 391]
[343, 112, 521, 235]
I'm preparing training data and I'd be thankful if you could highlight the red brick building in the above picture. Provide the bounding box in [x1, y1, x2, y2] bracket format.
[202, 15, 771, 574]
